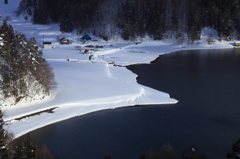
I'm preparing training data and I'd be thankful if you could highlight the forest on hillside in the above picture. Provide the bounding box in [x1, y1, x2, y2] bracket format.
[17, 0, 240, 43]
[0, 20, 56, 106]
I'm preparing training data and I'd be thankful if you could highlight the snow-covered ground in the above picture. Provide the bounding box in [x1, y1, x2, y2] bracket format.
[0, 0, 235, 138]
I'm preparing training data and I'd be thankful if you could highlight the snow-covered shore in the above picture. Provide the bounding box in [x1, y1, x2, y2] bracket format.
[0, 0, 235, 138]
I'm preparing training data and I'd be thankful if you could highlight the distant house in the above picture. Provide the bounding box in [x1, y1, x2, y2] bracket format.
[43, 42, 52, 48]
[234, 41, 240, 46]
[80, 34, 92, 43]
[60, 38, 70, 44]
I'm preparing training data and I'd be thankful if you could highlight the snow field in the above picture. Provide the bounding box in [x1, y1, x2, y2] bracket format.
[0, 0, 235, 138]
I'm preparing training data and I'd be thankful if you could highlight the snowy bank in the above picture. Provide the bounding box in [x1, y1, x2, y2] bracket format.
[3, 40, 234, 138]
[0, 0, 235, 138]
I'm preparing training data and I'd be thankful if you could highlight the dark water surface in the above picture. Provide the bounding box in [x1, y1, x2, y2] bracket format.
[29, 49, 240, 159]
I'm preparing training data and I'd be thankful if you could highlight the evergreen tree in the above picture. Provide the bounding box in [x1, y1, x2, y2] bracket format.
[0, 110, 54, 159]
[59, 5, 74, 33]
[33, 6, 39, 24]
[11, 139, 25, 159]
[15, 0, 240, 42]
[23, 134, 35, 159]
[186, 0, 202, 44]
[171, 0, 180, 39]
[0, 21, 57, 104]
[118, 1, 133, 40]
[0, 110, 8, 159]
[50, 0, 62, 23]
[0, 20, 15, 98]
[226, 139, 240, 159]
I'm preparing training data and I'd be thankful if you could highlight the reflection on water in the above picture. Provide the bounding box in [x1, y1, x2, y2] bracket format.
[29, 49, 240, 159]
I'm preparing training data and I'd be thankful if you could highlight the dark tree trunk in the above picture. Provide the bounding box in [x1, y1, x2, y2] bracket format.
[4, 0, 8, 4]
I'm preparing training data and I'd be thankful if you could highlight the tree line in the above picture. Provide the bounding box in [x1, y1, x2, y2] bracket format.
[16, 0, 240, 43]
[0, 20, 56, 105]
[0, 110, 57, 159]
[0, 20, 57, 158]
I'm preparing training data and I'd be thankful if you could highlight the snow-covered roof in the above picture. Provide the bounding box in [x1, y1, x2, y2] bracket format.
[43, 42, 51, 44]
[80, 34, 92, 41]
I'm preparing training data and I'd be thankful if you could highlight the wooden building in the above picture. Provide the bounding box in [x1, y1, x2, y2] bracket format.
[60, 38, 70, 44]
[80, 34, 92, 43]
[43, 42, 52, 48]
[234, 41, 240, 46]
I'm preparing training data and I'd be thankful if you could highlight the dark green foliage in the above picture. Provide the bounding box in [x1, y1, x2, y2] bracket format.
[59, 4, 75, 33]
[18, 0, 101, 32]
[33, 6, 40, 24]
[11, 139, 25, 159]
[171, 0, 179, 34]
[0, 110, 8, 159]
[118, 0, 168, 40]
[4, 133, 55, 159]
[16, 0, 36, 17]
[226, 139, 240, 159]
[15, 0, 240, 40]
[0, 20, 17, 98]
[0, 111, 55, 159]
[23, 134, 36, 159]
[187, 0, 202, 44]
[118, 1, 137, 40]
[33, 7, 48, 24]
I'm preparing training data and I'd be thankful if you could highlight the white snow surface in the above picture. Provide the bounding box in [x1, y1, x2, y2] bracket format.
[0, 0, 235, 138]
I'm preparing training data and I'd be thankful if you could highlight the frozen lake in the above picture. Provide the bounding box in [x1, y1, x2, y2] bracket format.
[29, 49, 240, 158]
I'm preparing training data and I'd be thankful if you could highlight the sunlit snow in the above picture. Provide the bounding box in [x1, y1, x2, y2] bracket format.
[0, 0, 234, 138]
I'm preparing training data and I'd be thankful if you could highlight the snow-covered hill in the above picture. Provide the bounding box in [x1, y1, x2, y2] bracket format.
[0, 0, 234, 138]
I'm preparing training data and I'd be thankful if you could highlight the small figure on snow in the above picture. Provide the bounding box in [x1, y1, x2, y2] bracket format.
[89, 54, 93, 61]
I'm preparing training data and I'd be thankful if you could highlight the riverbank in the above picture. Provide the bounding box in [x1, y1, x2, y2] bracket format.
[29, 48, 240, 159]
[2, 41, 234, 138]
[0, 0, 235, 138]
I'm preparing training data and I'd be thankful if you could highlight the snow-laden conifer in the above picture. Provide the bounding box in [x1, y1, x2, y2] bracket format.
[0, 21, 57, 106]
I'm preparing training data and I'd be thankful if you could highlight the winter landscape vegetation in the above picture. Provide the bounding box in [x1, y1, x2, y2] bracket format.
[0, 0, 240, 158]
